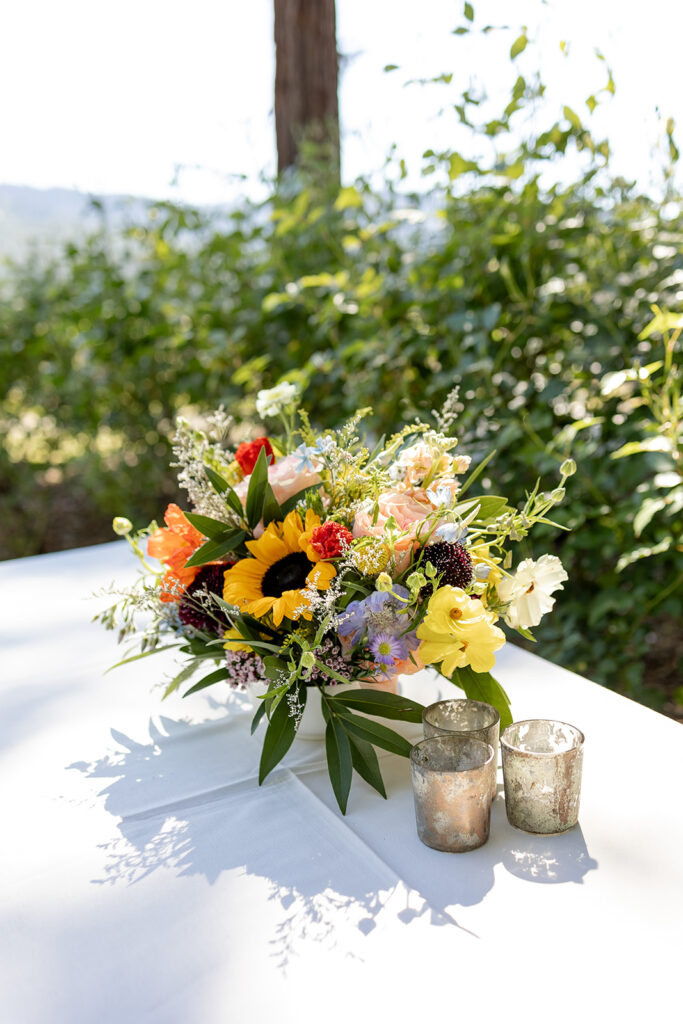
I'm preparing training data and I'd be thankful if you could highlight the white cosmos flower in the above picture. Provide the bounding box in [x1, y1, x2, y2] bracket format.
[497, 554, 568, 629]
[255, 381, 299, 418]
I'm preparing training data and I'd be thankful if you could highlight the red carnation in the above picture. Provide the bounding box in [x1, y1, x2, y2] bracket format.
[310, 521, 353, 559]
[235, 437, 274, 475]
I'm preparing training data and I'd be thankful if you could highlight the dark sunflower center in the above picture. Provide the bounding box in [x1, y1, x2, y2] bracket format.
[261, 552, 312, 598]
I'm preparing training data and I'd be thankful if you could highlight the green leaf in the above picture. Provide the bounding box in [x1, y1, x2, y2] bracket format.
[448, 153, 478, 179]
[458, 449, 496, 497]
[261, 483, 282, 526]
[184, 530, 247, 567]
[616, 537, 672, 572]
[162, 660, 200, 699]
[563, 105, 583, 131]
[105, 644, 180, 674]
[251, 700, 267, 734]
[329, 688, 424, 722]
[612, 437, 671, 459]
[184, 511, 233, 539]
[510, 34, 527, 60]
[348, 734, 387, 798]
[334, 708, 413, 757]
[474, 495, 510, 521]
[258, 688, 298, 783]
[204, 467, 245, 518]
[262, 655, 288, 681]
[279, 484, 322, 517]
[450, 665, 513, 730]
[464, 2, 474, 21]
[633, 497, 667, 537]
[325, 715, 353, 814]
[183, 667, 230, 697]
[245, 446, 271, 528]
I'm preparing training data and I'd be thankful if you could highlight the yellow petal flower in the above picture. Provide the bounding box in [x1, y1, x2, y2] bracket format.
[417, 585, 505, 675]
[223, 509, 335, 626]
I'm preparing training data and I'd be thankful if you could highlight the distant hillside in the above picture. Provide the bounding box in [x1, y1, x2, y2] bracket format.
[0, 184, 150, 259]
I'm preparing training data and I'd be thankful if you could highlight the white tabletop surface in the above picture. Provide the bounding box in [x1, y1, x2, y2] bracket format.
[1, 541, 681, 1024]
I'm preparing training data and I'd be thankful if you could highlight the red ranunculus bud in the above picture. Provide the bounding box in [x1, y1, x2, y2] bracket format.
[310, 521, 354, 559]
[235, 437, 274, 475]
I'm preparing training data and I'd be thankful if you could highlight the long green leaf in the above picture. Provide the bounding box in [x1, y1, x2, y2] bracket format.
[261, 483, 282, 526]
[348, 733, 387, 798]
[184, 530, 247, 567]
[450, 665, 513, 730]
[162, 660, 199, 699]
[184, 511, 234, 539]
[258, 686, 298, 783]
[183, 667, 230, 697]
[104, 644, 180, 674]
[251, 700, 267, 734]
[245, 446, 270, 528]
[329, 688, 424, 722]
[325, 715, 353, 814]
[458, 449, 497, 498]
[204, 467, 245, 518]
[334, 708, 413, 757]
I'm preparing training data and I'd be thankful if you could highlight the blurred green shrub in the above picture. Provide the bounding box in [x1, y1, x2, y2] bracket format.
[1, 15, 681, 706]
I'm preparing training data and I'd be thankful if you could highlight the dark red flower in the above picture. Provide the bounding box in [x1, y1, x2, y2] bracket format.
[235, 437, 274, 475]
[310, 521, 353, 559]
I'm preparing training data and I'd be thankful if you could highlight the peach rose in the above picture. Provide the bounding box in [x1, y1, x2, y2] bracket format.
[234, 453, 322, 507]
[353, 488, 438, 572]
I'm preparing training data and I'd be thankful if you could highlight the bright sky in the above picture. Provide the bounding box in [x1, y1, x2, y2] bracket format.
[1, 0, 682, 204]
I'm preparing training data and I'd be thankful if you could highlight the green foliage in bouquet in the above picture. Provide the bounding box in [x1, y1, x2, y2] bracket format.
[96, 387, 572, 813]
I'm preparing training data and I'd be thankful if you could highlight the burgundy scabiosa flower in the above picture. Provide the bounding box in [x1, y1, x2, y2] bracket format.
[422, 542, 474, 595]
[178, 564, 230, 634]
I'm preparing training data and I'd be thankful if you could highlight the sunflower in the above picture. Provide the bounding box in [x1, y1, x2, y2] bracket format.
[224, 509, 336, 627]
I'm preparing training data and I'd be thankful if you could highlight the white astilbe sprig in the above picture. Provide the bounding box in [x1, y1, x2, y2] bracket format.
[432, 384, 463, 434]
[171, 409, 237, 519]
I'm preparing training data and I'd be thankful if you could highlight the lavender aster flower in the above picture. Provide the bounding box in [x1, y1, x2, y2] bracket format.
[368, 632, 405, 669]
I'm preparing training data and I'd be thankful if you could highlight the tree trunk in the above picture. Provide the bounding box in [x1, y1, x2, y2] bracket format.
[274, 0, 340, 180]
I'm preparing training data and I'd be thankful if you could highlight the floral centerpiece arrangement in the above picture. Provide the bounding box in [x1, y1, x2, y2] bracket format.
[99, 383, 573, 813]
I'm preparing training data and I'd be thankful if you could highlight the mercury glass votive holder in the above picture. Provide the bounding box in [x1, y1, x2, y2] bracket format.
[410, 735, 495, 853]
[423, 698, 500, 802]
[501, 720, 584, 835]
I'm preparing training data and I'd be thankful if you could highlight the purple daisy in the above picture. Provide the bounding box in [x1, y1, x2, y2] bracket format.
[368, 632, 406, 670]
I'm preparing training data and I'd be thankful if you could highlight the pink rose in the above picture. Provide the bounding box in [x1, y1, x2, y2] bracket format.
[234, 453, 322, 507]
[353, 488, 437, 572]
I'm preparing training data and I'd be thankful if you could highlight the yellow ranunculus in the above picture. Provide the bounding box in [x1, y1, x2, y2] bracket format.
[416, 585, 505, 675]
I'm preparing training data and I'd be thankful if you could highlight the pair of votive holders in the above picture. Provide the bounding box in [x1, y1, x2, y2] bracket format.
[411, 699, 584, 852]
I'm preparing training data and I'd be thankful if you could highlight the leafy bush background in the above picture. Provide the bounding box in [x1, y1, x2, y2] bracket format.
[2, 22, 681, 712]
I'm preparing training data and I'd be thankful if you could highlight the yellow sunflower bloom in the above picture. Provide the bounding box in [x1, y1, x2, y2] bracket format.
[223, 509, 336, 627]
[417, 585, 505, 674]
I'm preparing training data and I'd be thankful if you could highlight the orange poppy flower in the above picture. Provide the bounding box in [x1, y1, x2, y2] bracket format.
[147, 504, 206, 602]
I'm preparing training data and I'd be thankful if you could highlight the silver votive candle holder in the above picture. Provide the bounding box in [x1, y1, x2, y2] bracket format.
[501, 719, 584, 835]
[410, 735, 495, 853]
[422, 698, 500, 802]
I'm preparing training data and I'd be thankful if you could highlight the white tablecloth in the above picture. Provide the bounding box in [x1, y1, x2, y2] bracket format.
[1, 542, 681, 1023]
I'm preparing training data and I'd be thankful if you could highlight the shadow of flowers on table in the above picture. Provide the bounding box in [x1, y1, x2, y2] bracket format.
[67, 705, 461, 969]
